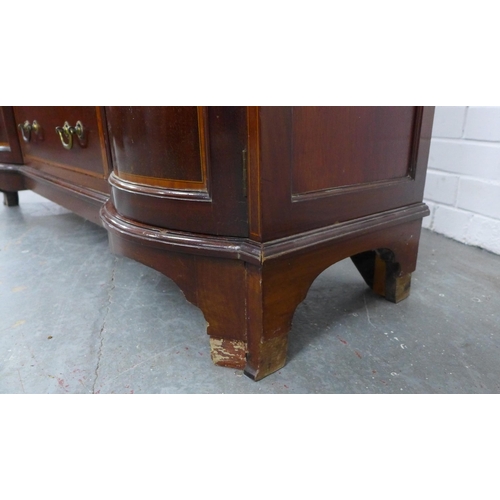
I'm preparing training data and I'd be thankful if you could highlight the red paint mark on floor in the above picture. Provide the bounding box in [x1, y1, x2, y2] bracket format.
[355, 350, 362, 359]
[339, 338, 348, 345]
[57, 378, 69, 392]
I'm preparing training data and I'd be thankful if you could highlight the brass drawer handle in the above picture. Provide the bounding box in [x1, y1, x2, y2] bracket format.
[55, 122, 73, 150]
[55, 120, 87, 150]
[17, 120, 43, 142]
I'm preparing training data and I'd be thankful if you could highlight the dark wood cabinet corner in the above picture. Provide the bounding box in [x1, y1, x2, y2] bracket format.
[0, 106, 434, 381]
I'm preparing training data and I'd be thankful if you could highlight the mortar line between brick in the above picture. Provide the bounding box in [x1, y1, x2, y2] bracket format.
[461, 106, 469, 139]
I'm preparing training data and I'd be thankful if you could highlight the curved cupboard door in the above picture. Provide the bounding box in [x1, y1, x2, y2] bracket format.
[0, 107, 23, 164]
[106, 106, 248, 237]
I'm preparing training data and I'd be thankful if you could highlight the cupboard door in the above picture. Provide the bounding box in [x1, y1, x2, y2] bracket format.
[106, 106, 248, 237]
[0, 107, 23, 164]
[12, 106, 111, 192]
[251, 106, 434, 240]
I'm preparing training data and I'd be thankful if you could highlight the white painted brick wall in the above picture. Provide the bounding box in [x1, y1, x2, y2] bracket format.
[464, 107, 500, 141]
[423, 106, 500, 255]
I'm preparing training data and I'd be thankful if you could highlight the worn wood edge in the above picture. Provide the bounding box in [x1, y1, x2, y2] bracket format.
[109, 171, 211, 201]
[209, 338, 247, 369]
[101, 199, 429, 265]
[244, 337, 288, 381]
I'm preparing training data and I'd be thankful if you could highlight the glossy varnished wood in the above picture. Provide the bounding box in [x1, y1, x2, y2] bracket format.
[12, 106, 111, 194]
[108, 106, 248, 236]
[250, 106, 434, 241]
[0, 107, 24, 164]
[0, 107, 25, 205]
[0, 106, 434, 381]
[106, 106, 207, 189]
[0, 110, 8, 145]
[0, 164, 26, 194]
[2, 106, 110, 223]
[291, 107, 417, 193]
[102, 199, 428, 380]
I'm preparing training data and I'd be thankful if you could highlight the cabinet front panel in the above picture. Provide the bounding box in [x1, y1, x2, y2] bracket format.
[107, 106, 248, 237]
[291, 107, 416, 194]
[13, 106, 109, 178]
[106, 106, 207, 190]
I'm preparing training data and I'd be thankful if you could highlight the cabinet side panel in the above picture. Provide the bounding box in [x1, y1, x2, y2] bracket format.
[257, 106, 434, 241]
[291, 106, 416, 194]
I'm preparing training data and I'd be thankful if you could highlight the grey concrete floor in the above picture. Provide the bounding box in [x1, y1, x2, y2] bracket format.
[1, 191, 499, 393]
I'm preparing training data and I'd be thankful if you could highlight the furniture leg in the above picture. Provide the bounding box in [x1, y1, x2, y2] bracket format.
[351, 224, 422, 304]
[102, 199, 426, 380]
[2, 191, 19, 207]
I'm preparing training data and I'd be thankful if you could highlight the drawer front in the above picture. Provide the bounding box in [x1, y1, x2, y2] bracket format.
[13, 106, 110, 179]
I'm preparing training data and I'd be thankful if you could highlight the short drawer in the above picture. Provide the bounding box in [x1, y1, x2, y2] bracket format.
[13, 106, 110, 179]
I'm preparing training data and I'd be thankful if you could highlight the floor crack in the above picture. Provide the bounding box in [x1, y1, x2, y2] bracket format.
[17, 369, 26, 394]
[92, 258, 117, 393]
[363, 294, 377, 329]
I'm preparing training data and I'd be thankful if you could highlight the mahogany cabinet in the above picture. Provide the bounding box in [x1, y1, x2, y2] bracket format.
[0, 106, 434, 380]
[1, 107, 110, 223]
